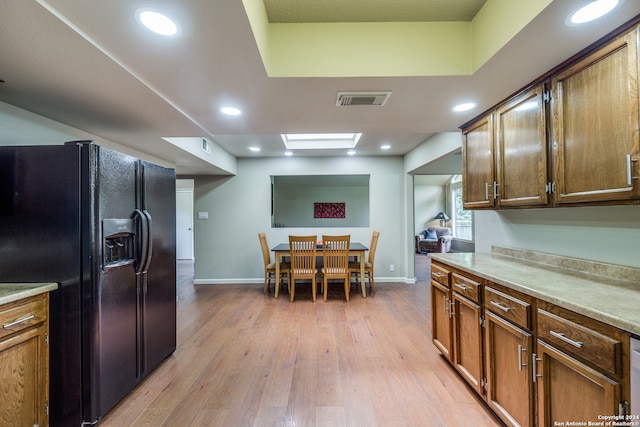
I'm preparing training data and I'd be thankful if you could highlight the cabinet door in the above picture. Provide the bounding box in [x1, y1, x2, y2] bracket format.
[552, 28, 640, 204]
[452, 292, 483, 395]
[496, 84, 550, 207]
[536, 340, 621, 427]
[0, 324, 49, 427]
[462, 113, 496, 209]
[485, 311, 534, 427]
[431, 280, 452, 360]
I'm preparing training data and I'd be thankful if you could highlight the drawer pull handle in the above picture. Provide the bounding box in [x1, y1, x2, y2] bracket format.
[626, 154, 638, 185]
[449, 299, 455, 319]
[443, 296, 449, 311]
[454, 283, 471, 291]
[3, 314, 35, 329]
[432, 272, 443, 278]
[550, 330, 583, 348]
[490, 300, 512, 312]
[532, 353, 543, 382]
[518, 344, 528, 371]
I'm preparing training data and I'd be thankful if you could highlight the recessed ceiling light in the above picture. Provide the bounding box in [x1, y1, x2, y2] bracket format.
[380, 144, 391, 150]
[568, 0, 620, 25]
[284, 151, 294, 156]
[249, 146, 260, 152]
[136, 9, 179, 36]
[220, 106, 242, 116]
[347, 150, 356, 156]
[452, 102, 476, 112]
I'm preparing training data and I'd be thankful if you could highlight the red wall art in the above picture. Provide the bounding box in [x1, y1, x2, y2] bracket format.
[314, 202, 346, 219]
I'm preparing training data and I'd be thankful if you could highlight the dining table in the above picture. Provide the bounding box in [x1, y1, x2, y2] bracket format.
[271, 242, 369, 299]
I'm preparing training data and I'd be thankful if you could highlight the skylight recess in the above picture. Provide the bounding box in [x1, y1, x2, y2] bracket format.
[281, 133, 362, 150]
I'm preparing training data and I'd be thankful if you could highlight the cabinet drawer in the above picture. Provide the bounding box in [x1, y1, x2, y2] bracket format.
[537, 308, 622, 377]
[451, 273, 480, 303]
[484, 286, 531, 330]
[430, 263, 450, 287]
[0, 295, 48, 341]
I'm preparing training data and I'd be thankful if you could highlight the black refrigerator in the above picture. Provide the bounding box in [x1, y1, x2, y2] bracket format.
[0, 141, 177, 426]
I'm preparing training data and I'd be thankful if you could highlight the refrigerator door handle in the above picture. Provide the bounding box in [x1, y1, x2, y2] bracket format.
[132, 209, 149, 274]
[141, 210, 153, 273]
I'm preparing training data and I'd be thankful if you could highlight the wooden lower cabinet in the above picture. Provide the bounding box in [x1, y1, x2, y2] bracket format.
[452, 292, 483, 394]
[430, 260, 633, 427]
[484, 311, 534, 427]
[431, 280, 452, 360]
[535, 340, 621, 427]
[0, 294, 49, 427]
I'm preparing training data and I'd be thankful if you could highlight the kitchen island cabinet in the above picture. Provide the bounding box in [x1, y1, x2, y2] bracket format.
[0, 284, 55, 427]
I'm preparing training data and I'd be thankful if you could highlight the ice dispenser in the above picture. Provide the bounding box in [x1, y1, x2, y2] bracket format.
[102, 218, 135, 268]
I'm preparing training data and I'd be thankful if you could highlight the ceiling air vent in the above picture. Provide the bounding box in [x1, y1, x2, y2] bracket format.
[336, 91, 391, 107]
[201, 138, 212, 154]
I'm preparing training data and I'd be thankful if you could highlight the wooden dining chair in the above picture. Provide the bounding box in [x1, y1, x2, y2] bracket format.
[321, 235, 351, 302]
[350, 230, 379, 296]
[259, 232, 290, 295]
[288, 235, 318, 302]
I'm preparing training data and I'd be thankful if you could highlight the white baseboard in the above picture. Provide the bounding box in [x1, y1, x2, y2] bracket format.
[193, 276, 417, 285]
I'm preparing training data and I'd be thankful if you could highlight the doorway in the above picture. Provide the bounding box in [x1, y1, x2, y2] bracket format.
[176, 180, 194, 260]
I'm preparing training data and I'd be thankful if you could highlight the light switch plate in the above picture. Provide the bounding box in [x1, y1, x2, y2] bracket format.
[198, 211, 208, 220]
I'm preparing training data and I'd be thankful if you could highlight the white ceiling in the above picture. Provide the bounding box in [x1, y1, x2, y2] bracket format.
[0, 1, 639, 175]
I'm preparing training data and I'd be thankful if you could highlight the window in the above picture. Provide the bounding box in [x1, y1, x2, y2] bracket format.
[449, 175, 473, 241]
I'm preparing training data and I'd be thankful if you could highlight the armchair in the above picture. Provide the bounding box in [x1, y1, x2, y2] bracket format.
[415, 227, 452, 253]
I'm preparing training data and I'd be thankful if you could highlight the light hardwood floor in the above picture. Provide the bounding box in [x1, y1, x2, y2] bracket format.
[100, 257, 503, 426]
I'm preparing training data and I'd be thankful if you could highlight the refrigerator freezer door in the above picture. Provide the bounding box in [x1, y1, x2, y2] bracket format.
[83, 144, 140, 423]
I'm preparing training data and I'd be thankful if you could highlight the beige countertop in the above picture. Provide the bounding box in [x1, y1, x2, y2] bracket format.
[0, 283, 58, 306]
[429, 246, 640, 337]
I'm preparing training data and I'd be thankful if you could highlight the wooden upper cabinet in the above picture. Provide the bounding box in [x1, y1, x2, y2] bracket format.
[495, 84, 550, 208]
[462, 84, 551, 210]
[461, 19, 640, 210]
[462, 113, 495, 209]
[551, 27, 640, 204]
